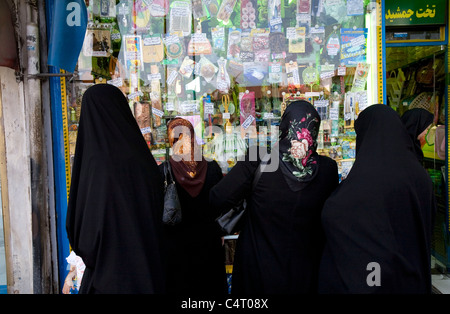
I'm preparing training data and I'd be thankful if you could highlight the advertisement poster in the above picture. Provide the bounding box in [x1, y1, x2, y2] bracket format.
[340, 28, 367, 66]
[124, 35, 144, 70]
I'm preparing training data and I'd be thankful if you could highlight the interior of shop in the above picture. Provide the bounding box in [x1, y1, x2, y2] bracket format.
[386, 43, 448, 292]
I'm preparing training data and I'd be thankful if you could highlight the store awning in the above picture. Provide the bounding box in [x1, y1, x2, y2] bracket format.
[47, 0, 87, 73]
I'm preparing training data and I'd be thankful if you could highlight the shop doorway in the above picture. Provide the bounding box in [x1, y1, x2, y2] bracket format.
[385, 44, 448, 273]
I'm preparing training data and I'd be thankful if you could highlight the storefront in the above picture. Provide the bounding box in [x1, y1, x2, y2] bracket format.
[44, 0, 449, 292]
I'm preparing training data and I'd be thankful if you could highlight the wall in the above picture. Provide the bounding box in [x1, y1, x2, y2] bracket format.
[0, 66, 33, 294]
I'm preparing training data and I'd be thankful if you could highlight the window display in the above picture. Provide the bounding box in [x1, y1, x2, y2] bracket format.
[67, 0, 381, 179]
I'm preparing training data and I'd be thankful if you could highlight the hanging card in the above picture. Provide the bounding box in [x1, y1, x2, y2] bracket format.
[243, 62, 268, 86]
[169, 1, 192, 36]
[287, 27, 306, 53]
[340, 28, 367, 66]
[150, 0, 170, 17]
[268, 0, 282, 32]
[268, 61, 282, 84]
[188, 33, 212, 56]
[143, 35, 164, 63]
[100, 0, 117, 18]
[240, 91, 257, 138]
[269, 32, 286, 60]
[198, 55, 218, 82]
[347, 0, 364, 16]
[227, 28, 242, 62]
[251, 28, 270, 62]
[179, 56, 195, 78]
[132, 0, 151, 30]
[123, 35, 144, 70]
[351, 62, 370, 92]
[241, 0, 257, 29]
[217, 0, 237, 24]
[134, 101, 153, 144]
[82, 27, 112, 57]
[203, 0, 220, 17]
[297, 0, 311, 14]
[211, 27, 226, 52]
[286, 61, 301, 89]
[164, 34, 184, 59]
[192, 0, 206, 19]
[216, 58, 231, 93]
[310, 25, 325, 46]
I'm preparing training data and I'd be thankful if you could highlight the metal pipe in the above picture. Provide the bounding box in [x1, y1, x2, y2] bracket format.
[27, 72, 76, 79]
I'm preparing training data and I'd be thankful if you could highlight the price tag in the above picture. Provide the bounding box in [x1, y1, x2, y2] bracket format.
[305, 92, 320, 97]
[148, 73, 162, 81]
[204, 103, 214, 114]
[338, 66, 346, 76]
[242, 115, 255, 129]
[263, 112, 274, 119]
[286, 27, 297, 39]
[166, 102, 175, 111]
[128, 91, 143, 99]
[320, 71, 334, 80]
[107, 77, 123, 87]
[152, 108, 164, 117]
[140, 126, 152, 135]
[222, 112, 231, 119]
[314, 99, 329, 107]
[166, 70, 178, 85]
[329, 108, 339, 120]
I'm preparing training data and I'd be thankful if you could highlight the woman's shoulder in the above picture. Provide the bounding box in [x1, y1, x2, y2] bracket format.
[317, 155, 338, 170]
[206, 159, 222, 172]
[158, 160, 166, 170]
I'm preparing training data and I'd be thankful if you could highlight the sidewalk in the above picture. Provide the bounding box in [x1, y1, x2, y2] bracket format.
[432, 274, 450, 294]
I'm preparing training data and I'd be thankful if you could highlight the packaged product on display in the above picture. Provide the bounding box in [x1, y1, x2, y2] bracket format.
[68, 0, 373, 178]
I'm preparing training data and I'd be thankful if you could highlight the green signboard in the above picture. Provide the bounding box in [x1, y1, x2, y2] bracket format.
[385, 0, 447, 26]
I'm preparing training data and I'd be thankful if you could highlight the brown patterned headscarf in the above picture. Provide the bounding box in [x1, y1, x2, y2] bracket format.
[167, 118, 207, 197]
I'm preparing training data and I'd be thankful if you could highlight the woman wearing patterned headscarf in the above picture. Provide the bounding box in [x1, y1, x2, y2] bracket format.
[210, 100, 339, 294]
[159, 117, 227, 295]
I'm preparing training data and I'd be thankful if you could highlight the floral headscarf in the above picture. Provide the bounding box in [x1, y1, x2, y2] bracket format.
[278, 100, 320, 191]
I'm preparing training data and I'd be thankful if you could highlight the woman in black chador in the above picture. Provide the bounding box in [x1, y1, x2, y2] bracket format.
[210, 100, 339, 294]
[400, 108, 434, 163]
[66, 84, 166, 294]
[319, 104, 436, 294]
[159, 118, 227, 295]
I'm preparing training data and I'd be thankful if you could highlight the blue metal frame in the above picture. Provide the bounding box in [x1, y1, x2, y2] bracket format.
[381, 0, 387, 104]
[45, 0, 71, 292]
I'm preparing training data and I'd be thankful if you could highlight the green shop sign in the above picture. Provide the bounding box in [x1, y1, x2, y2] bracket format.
[385, 0, 447, 26]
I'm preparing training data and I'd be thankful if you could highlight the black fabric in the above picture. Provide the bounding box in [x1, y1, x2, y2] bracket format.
[279, 100, 321, 191]
[66, 84, 166, 294]
[210, 144, 339, 294]
[159, 160, 227, 295]
[319, 104, 436, 294]
[400, 108, 434, 163]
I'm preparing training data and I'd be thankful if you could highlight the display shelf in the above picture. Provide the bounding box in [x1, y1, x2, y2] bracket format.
[386, 48, 445, 72]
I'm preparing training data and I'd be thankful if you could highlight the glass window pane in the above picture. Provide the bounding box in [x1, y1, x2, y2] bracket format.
[66, 0, 381, 181]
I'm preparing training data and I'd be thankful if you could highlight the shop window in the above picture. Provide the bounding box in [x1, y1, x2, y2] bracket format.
[66, 0, 381, 180]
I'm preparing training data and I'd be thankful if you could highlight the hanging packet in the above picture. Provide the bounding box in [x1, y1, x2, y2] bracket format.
[217, 0, 237, 24]
[169, 1, 192, 37]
